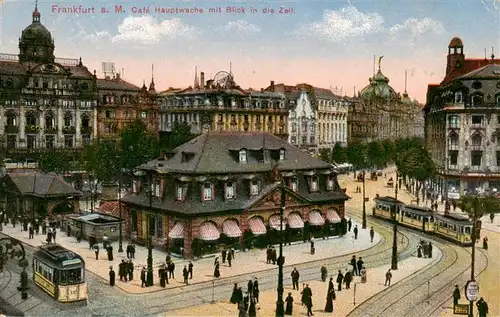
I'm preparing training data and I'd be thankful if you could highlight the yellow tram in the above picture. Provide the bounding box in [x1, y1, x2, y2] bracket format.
[373, 196, 405, 221]
[32, 244, 87, 302]
[433, 213, 478, 246]
[399, 205, 435, 233]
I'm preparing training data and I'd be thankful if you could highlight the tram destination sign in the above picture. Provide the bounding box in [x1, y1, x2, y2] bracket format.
[465, 280, 479, 301]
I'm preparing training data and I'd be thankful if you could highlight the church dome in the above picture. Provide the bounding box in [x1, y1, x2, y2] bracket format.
[20, 7, 53, 45]
[360, 69, 397, 100]
[448, 37, 463, 48]
[18, 6, 55, 63]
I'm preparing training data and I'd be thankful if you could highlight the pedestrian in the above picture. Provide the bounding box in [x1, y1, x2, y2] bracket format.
[227, 249, 233, 267]
[188, 261, 194, 279]
[141, 267, 147, 287]
[253, 278, 260, 304]
[119, 260, 126, 281]
[384, 269, 392, 286]
[303, 284, 313, 316]
[131, 244, 136, 259]
[348, 218, 352, 232]
[291, 267, 300, 290]
[214, 261, 220, 278]
[328, 277, 334, 292]
[483, 237, 488, 250]
[357, 257, 364, 275]
[52, 228, 56, 243]
[93, 244, 99, 260]
[126, 244, 131, 259]
[107, 245, 114, 261]
[183, 265, 189, 284]
[360, 266, 367, 283]
[336, 270, 344, 291]
[490, 213, 495, 223]
[285, 292, 294, 315]
[417, 245, 422, 258]
[168, 261, 175, 279]
[272, 247, 277, 265]
[428, 242, 433, 258]
[344, 269, 352, 289]
[453, 285, 460, 307]
[46, 229, 52, 244]
[324, 287, 335, 312]
[248, 296, 257, 317]
[230, 283, 241, 304]
[266, 247, 272, 264]
[310, 239, 315, 255]
[28, 226, 34, 239]
[370, 227, 375, 242]
[321, 265, 327, 282]
[222, 249, 227, 264]
[109, 266, 115, 286]
[159, 265, 166, 288]
[247, 279, 254, 297]
[350, 255, 358, 276]
[476, 297, 489, 317]
[231, 248, 235, 259]
[353, 225, 358, 239]
[128, 260, 134, 281]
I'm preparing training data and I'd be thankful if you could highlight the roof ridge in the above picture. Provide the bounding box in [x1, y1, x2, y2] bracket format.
[192, 133, 210, 173]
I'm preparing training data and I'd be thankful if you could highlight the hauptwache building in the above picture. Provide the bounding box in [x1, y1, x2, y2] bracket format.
[121, 131, 349, 258]
[424, 37, 500, 198]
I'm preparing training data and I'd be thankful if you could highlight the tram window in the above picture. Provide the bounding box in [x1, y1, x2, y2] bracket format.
[465, 227, 471, 234]
[59, 269, 82, 285]
[36, 261, 53, 281]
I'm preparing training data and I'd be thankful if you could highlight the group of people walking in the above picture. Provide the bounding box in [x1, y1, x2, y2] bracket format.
[230, 278, 260, 317]
[417, 240, 433, 258]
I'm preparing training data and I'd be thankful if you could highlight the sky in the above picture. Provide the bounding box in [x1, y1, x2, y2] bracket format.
[1, 0, 499, 102]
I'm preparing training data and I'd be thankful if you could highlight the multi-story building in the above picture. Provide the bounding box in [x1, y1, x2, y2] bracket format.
[96, 74, 159, 139]
[424, 37, 500, 198]
[159, 71, 288, 139]
[0, 7, 98, 153]
[266, 83, 349, 152]
[348, 62, 421, 144]
[121, 131, 348, 258]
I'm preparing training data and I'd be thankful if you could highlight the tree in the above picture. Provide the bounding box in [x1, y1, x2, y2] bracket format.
[366, 141, 385, 169]
[457, 195, 500, 218]
[119, 120, 159, 172]
[331, 142, 346, 164]
[159, 122, 197, 152]
[83, 139, 120, 184]
[345, 142, 367, 170]
[37, 150, 72, 174]
[318, 148, 331, 163]
[381, 139, 394, 166]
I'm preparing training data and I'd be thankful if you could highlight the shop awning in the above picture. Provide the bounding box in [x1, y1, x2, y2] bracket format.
[248, 217, 267, 235]
[222, 220, 242, 238]
[287, 213, 304, 229]
[199, 222, 220, 241]
[269, 214, 285, 230]
[326, 209, 342, 224]
[168, 222, 185, 239]
[309, 211, 325, 226]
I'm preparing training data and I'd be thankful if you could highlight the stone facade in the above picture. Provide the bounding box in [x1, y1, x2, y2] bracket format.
[424, 37, 500, 198]
[0, 7, 98, 152]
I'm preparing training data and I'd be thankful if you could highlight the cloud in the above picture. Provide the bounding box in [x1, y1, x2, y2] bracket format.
[295, 6, 384, 42]
[83, 31, 111, 43]
[389, 18, 445, 38]
[110, 16, 198, 45]
[223, 20, 261, 34]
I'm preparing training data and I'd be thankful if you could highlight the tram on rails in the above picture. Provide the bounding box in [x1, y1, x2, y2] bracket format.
[32, 244, 87, 302]
[372, 196, 479, 246]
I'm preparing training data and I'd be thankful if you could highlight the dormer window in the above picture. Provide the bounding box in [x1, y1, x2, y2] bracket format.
[203, 182, 213, 201]
[290, 177, 298, 192]
[155, 179, 161, 197]
[279, 149, 285, 160]
[250, 180, 260, 196]
[176, 183, 185, 201]
[225, 182, 235, 199]
[132, 180, 137, 193]
[327, 176, 334, 190]
[310, 176, 319, 192]
[454, 91, 463, 103]
[239, 149, 247, 162]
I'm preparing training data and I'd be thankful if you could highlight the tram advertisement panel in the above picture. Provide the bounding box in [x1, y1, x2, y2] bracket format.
[34, 273, 55, 296]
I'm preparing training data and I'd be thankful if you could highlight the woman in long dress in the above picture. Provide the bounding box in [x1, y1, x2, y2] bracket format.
[360, 267, 367, 283]
[230, 283, 239, 303]
[324, 288, 335, 312]
[214, 262, 220, 278]
[285, 292, 294, 315]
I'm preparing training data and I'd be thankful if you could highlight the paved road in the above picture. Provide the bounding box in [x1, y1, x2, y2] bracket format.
[1, 218, 413, 317]
[345, 206, 488, 317]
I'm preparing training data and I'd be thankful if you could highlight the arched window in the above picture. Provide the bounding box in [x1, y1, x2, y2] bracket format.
[45, 111, 54, 128]
[6, 111, 17, 126]
[239, 149, 247, 162]
[310, 175, 319, 192]
[81, 114, 90, 128]
[448, 132, 459, 148]
[471, 134, 482, 147]
[64, 112, 73, 127]
[26, 111, 37, 126]
[471, 94, 484, 107]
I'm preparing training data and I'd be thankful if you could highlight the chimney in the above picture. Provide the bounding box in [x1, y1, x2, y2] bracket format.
[270, 80, 275, 92]
[200, 72, 205, 88]
[116, 72, 120, 79]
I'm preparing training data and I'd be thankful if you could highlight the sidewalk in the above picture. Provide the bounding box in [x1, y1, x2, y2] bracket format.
[166, 245, 443, 316]
[0, 218, 380, 294]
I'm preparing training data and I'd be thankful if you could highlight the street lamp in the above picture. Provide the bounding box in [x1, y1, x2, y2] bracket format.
[117, 165, 123, 253]
[0, 237, 29, 299]
[468, 197, 479, 317]
[275, 178, 286, 317]
[362, 171, 367, 229]
[391, 171, 399, 270]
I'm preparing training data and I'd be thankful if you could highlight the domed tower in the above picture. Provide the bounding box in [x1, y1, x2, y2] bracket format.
[18, 4, 55, 64]
[446, 37, 465, 74]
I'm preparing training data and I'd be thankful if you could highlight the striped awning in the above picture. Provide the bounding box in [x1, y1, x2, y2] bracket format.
[326, 209, 342, 224]
[287, 213, 304, 229]
[199, 222, 220, 241]
[269, 214, 285, 230]
[248, 217, 267, 235]
[222, 220, 242, 238]
[309, 211, 325, 226]
[168, 222, 185, 239]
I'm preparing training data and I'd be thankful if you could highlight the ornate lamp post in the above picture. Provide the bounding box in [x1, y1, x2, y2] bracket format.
[467, 197, 479, 317]
[391, 176, 399, 270]
[275, 178, 286, 316]
[117, 165, 124, 253]
[0, 237, 29, 299]
[362, 171, 367, 229]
